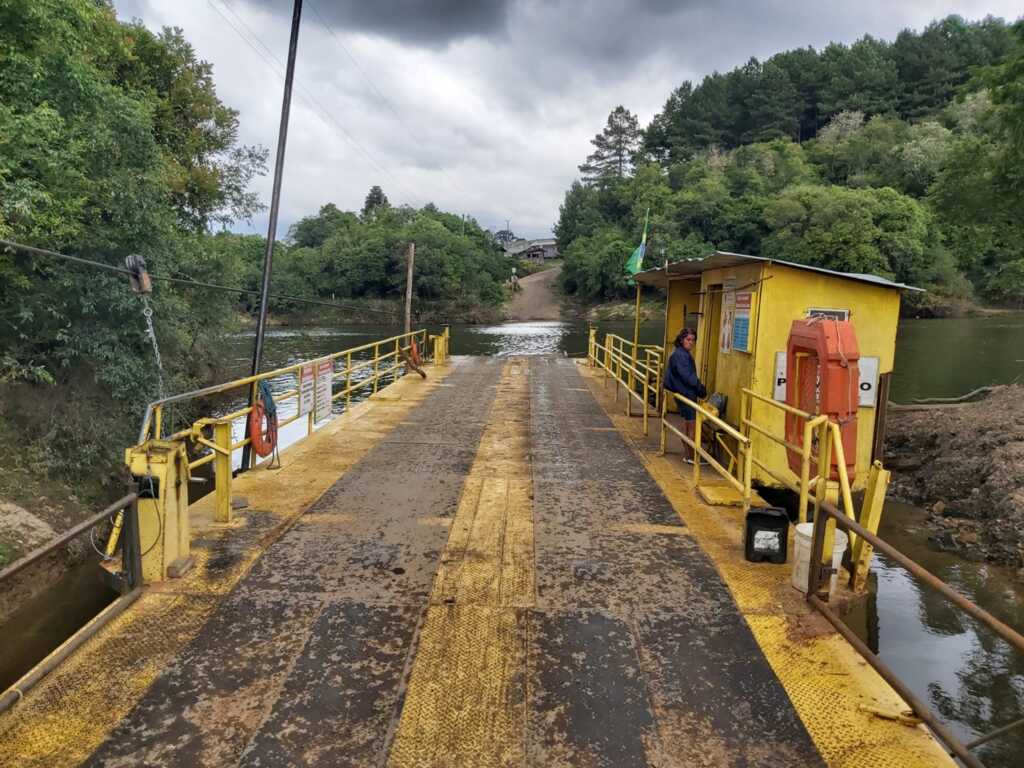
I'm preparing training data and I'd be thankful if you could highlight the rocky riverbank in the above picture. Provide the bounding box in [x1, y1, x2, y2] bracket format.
[885, 385, 1024, 570]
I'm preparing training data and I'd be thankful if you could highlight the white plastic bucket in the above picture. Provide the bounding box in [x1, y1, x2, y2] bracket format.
[791, 522, 849, 594]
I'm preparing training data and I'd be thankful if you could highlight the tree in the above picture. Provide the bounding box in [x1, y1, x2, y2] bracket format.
[763, 184, 936, 284]
[579, 106, 641, 185]
[893, 16, 1014, 119]
[817, 37, 900, 119]
[492, 228, 516, 245]
[554, 181, 603, 252]
[0, 0, 265, 490]
[289, 203, 356, 248]
[361, 185, 389, 220]
[115, 23, 267, 229]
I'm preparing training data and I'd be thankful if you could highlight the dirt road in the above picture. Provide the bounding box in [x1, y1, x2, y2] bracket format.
[506, 265, 562, 321]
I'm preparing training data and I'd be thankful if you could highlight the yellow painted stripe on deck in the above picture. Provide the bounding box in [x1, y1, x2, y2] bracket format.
[387, 360, 533, 767]
[0, 370, 451, 768]
[578, 362, 955, 768]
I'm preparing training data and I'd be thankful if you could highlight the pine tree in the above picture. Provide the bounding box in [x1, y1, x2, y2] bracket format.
[361, 185, 389, 219]
[578, 106, 641, 185]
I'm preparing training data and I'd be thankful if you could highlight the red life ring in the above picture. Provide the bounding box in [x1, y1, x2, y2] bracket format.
[411, 339, 422, 367]
[248, 399, 278, 457]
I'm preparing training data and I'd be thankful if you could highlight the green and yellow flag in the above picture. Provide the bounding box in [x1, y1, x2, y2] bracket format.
[625, 208, 649, 285]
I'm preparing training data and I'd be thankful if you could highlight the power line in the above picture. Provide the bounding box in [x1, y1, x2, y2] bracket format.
[306, 0, 478, 205]
[0, 239, 401, 316]
[209, 0, 424, 207]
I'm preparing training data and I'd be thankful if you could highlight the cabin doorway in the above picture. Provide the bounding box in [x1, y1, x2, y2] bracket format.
[701, 284, 722, 392]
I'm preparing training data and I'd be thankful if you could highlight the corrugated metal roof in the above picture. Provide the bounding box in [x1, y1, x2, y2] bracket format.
[634, 251, 924, 292]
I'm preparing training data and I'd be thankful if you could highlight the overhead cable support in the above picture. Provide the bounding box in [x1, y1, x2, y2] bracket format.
[0, 239, 401, 316]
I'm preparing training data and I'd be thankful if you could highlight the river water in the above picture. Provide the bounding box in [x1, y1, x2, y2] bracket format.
[3, 315, 1023, 764]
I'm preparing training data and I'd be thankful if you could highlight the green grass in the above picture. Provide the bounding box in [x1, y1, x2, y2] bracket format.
[0, 541, 14, 569]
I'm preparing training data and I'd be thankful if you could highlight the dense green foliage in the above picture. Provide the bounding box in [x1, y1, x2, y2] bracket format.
[0, 1, 504, 497]
[273, 201, 509, 312]
[559, 16, 1024, 307]
[0, 0, 269, 490]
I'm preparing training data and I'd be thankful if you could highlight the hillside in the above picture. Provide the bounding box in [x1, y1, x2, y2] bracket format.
[557, 16, 1024, 311]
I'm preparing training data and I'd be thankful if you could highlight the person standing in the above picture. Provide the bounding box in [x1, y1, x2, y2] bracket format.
[664, 328, 707, 461]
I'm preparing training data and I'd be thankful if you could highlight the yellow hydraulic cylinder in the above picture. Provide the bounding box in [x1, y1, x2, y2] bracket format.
[104, 510, 124, 557]
[124, 439, 194, 583]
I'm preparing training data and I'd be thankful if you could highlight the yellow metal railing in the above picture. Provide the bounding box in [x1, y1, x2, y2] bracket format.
[660, 390, 754, 511]
[739, 387, 882, 587]
[587, 330, 661, 434]
[133, 328, 448, 523]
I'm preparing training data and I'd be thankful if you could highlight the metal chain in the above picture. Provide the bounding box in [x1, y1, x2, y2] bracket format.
[141, 296, 166, 400]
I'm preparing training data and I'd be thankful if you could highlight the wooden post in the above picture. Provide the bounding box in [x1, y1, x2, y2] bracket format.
[404, 242, 415, 336]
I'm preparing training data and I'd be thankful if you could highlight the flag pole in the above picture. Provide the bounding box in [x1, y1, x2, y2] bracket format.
[631, 208, 649, 365]
[632, 282, 641, 363]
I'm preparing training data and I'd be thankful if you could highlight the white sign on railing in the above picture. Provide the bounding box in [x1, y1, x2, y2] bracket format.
[314, 359, 333, 421]
[299, 363, 315, 416]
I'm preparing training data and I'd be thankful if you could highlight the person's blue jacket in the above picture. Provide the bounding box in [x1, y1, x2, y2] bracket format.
[664, 347, 706, 419]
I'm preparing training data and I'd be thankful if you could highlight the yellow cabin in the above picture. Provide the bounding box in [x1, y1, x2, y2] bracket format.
[635, 251, 920, 492]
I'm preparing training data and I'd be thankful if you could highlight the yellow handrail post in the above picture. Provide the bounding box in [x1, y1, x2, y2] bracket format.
[693, 409, 703, 486]
[622, 342, 630, 415]
[739, 390, 748, 441]
[588, 327, 596, 366]
[394, 338, 400, 382]
[604, 333, 611, 371]
[798, 421, 815, 524]
[613, 348, 620, 402]
[813, 420, 836, 595]
[345, 352, 352, 409]
[850, 461, 891, 592]
[373, 343, 380, 392]
[444, 325, 450, 361]
[153, 405, 163, 440]
[642, 372, 649, 435]
[213, 420, 233, 524]
[742, 442, 753, 513]
[828, 422, 858, 553]
[659, 392, 667, 455]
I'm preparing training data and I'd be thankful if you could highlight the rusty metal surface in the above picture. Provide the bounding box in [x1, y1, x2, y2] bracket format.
[526, 358, 824, 767]
[81, 358, 503, 767]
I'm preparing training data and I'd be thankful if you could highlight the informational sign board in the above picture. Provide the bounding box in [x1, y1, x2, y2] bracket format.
[732, 291, 752, 352]
[772, 352, 880, 408]
[314, 359, 333, 422]
[719, 278, 737, 354]
[719, 308, 733, 353]
[299, 363, 315, 416]
[773, 352, 788, 401]
[857, 356, 880, 407]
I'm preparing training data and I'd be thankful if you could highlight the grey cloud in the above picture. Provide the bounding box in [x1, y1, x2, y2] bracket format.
[115, 0, 1022, 239]
[250, 0, 509, 47]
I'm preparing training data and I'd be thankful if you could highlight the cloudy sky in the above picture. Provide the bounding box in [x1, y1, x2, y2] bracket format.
[112, 0, 1020, 239]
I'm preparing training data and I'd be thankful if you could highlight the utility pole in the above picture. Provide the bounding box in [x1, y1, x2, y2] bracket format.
[404, 242, 415, 335]
[241, 0, 302, 472]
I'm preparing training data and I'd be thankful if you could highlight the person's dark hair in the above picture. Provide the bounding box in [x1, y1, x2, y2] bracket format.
[675, 328, 697, 347]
